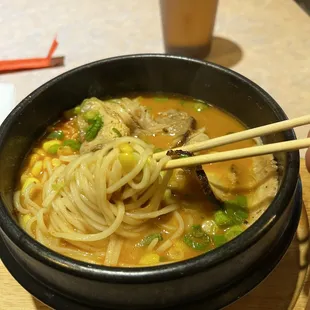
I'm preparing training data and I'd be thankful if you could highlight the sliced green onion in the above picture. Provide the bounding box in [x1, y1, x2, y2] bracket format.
[224, 226, 243, 241]
[47, 144, 60, 155]
[224, 204, 248, 225]
[84, 110, 99, 122]
[226, 195, 247, 208]
[223, 195, 248, 225]
[213, 235, 227, 247]
[194, 102, 207, 112]
[63, 139, 81, 151]
[112, 127, 122, 137]
[214, 210, 233, 227]
[85, 115, 103, 142]
[138, 233, 163, 247]
[202, 220, 218, 235]
[47, 130, 64, 140]
[183, 225, 210, 251]
[191, 225, 205, 238]
[74, 106, 81, 114]
[179, 153, 190, 158]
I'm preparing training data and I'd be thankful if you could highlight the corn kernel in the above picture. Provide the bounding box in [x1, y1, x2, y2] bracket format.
[139, 253, 160, 265]
[202, 220, 218, 235]
[34, 148, 46, 156]
[167, 244, 185, 260]
[31, 160, 43, 177]
[59, 146, 73, 156]
[22, 177, 39, 194]
[42, 140, 61, 153]
[20, 173, 29, 185]
[20, 213, 32, 228]
[118, 153, 138, 172]
[119, 143, 133, 153]
[173, 240, 188, 252]
[51, 158, 61, 167]
[29, 154, 39, 167]
[43, 158, 52, 170]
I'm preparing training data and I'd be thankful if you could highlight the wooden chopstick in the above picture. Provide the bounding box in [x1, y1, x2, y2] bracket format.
[162, 137, 310, 170]
[153, 114, 310, 160]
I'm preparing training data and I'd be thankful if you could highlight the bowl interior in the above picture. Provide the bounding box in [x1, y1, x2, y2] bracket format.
[0, 54, 299, 274]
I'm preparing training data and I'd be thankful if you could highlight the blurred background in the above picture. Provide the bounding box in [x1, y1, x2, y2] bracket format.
[1, 0, 310, 157]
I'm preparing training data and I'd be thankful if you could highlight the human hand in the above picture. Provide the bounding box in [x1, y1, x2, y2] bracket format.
[306, 131, 310, 172]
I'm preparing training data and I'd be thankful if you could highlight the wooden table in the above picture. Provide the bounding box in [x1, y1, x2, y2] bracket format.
[1, 159, 309, 310]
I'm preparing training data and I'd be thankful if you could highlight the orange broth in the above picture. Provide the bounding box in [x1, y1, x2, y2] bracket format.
[16, 95, 257, 267]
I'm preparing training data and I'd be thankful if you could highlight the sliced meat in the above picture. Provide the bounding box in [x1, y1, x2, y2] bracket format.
[117, 98, 165, 134]
[77, 97, 199, 152]
[206, 154, 278, 220]
[184, 128, 209, 146]
[78, 98, 130, 153]
[155, 110, 196, 147]
[247, 155, 278, 211]
[166, 150, 220, 204]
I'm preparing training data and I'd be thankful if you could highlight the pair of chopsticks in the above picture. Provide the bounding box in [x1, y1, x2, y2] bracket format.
[154, 114, 310, 170]
[0, 37, 64, 73]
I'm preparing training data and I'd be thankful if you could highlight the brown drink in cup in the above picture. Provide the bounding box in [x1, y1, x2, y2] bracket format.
[160, 0, 218, 59]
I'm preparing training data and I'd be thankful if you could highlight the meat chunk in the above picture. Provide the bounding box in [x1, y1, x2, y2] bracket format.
[166, 150, 220, 204]
[184, 128, 209, 146]
[155, 110, 196, 147]
[77, 97, 199, 152]
[78, 98, 130, 153]
[206, 154, 278, 221]
[117, 98, 164, 134]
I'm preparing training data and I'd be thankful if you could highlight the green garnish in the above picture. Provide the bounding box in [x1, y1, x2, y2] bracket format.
[226, 195, 247, 208]
[179, 100, 186, 105]
[47, 144, 60, 154]
[223, 195, 248, 225]
[213, 235, 227, 247]
[83, 110, 99, 122]
[74, 106, 81, 114]
[47, 130, 64, 140]
[213, 195, 249, 227]
[138, 233, 163, 247]
[154, 148, 164, 153]
[224, 204, 248, 225]
[112, 128, 122, 137]
[154, 97, 168, 102]
[179, 153, 190, 158]
[194, 102, 207, 112]
[63, 139, 81, 151]
[214, 210, 233, 227]
[224, 226, 243, 241]
[85, 115, 103, 142]
[183, 225, 210, 251]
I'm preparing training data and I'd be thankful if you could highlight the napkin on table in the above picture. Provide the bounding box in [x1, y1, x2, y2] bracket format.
[0, 83, 16, 125]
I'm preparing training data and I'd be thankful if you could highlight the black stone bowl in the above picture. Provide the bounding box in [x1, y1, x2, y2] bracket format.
[0, 54, 301, 310]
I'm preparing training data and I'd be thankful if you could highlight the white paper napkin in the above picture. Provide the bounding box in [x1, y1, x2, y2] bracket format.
[0, 83, 16, 125]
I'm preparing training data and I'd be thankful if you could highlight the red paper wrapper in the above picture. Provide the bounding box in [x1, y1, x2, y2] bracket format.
[0, 38, 64, 73]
